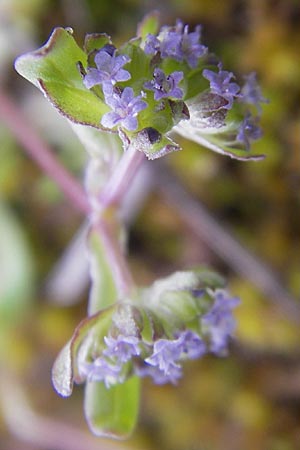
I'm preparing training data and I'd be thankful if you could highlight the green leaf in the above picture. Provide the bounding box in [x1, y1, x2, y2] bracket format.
[84, 377, 140, 439]
[15, 27, 108, 127]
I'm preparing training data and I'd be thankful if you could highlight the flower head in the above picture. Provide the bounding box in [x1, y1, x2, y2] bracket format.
[83, 47, 131, 90]
[101, 86, 147, 131]
[144, 68, 183, 100]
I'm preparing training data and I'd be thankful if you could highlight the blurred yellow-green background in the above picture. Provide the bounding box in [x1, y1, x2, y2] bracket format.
[1, 1, 300, 449]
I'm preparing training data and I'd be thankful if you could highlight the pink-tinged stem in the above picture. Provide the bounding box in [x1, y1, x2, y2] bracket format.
[98, 143, 145, 211]
[0, 89, 138, 298]
[0, 89, 89, 215]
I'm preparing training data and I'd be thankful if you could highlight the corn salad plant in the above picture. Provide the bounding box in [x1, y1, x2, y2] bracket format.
[15, 12, 266, 439]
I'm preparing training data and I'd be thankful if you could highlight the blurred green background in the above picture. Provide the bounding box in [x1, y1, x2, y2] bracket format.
[0, 1, 300, 449]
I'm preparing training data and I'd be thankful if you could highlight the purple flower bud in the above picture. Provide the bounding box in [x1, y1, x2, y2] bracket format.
[175, 21, 207, 68]
[203, 64, 240, 109]
[103, 335, 141, 363]
[202, 290, 240, 355]
[145, 20, 207, 68]
[101, 86, 147, 131]
[79, 357, 122, 388]
[144, 34, 161, 55]
[237, 114, 263, 150]
[145, 338, 182, 373]
[135, 362, 182, 385]
[144, 68, 183, 100]
[177, 330, 206, 359]
[83, 48, 131, 89]
[240, 72, 268, 114]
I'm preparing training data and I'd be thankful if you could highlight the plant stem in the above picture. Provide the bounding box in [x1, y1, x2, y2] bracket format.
[0, 89, 89, 214]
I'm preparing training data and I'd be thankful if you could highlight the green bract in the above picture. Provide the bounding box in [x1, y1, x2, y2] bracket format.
[15, 28, 110, 128]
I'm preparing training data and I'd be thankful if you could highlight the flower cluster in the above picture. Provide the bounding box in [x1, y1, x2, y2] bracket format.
[80, 14, 266, 160]
[74, 284, 239, 388]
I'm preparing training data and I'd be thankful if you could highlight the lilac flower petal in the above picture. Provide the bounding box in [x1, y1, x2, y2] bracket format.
[83, 68, 106, 89]
[121, 86, 134, 104]
[114, 68, 131, 82]
[122, 116, 138, 131]
[101, 111, 122, 128]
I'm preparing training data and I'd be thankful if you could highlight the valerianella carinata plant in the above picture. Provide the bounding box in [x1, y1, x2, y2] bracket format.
[14, 12, 266, 439]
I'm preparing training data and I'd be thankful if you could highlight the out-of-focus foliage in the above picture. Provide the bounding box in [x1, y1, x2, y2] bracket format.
[0, 1, 300, 449]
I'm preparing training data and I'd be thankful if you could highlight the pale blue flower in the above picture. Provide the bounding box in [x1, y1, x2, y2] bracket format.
[83, 47, 131, 89]
[101, 86, 147, 131]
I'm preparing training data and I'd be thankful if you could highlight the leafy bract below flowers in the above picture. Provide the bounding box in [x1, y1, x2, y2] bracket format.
[52, 270, 240, 394]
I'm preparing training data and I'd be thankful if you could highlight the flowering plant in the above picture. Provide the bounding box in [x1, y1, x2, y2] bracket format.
[15, 11, 266, 439]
